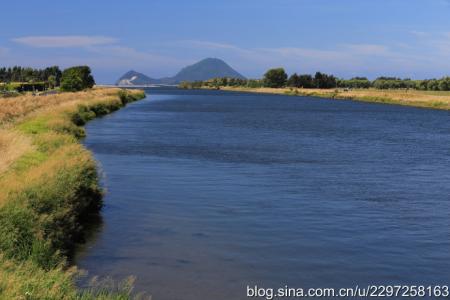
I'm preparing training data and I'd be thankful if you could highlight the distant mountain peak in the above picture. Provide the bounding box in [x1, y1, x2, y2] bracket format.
[200, 57, 226, 63]
[115, 70, 158, 86]
[172, 58, 245, 82]
[115, 58, 245, 86]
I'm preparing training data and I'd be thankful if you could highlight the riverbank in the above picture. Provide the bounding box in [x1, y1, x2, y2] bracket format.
[214, 86, 450, 110]
[0, 87, 145, 299]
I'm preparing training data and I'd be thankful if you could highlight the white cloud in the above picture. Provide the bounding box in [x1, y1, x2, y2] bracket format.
[3, 37, 193, 80]
[180, 40, 391, 60]
[261, 47, 345, 61]
[409, 31, 450, 58]
[342, 44, 390, 56]
[12, 35, 117, 48]
[8, 35, 189, 70]
[179, 40, 253, 54]
[179, 40, 394, 66]
[86, 45, 193, 68]
[410, 30, 429, 38]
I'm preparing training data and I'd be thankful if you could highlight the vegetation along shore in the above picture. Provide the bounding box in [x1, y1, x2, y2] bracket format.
[179, 68, 450, 110]
[0, 65, 145, 299]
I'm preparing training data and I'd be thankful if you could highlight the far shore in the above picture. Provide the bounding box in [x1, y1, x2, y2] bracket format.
[211, 86, 450, 110]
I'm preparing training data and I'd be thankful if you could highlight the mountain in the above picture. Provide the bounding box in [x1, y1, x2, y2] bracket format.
[115, 70, 160, 86]
[115, 58, 245, 86]
[170, 58, 245, 83]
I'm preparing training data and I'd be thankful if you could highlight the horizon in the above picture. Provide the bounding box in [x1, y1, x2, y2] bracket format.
[1, 0, 450, 83]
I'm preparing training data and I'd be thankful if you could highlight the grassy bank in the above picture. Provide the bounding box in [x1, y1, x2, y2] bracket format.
[0, 88, 145, 299]
[215, 86, 450, 110]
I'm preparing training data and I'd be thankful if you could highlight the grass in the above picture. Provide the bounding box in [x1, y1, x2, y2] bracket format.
[218, 86, 450, 110]
[0, 88, 130, 126]
[0, 255, 140, 299]
[0, 87, 146, 299]
[0, 130, 31, 174]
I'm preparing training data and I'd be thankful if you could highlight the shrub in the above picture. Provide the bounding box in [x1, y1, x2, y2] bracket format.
[263, 68, 288, 88]
[60, 66, 95, 92]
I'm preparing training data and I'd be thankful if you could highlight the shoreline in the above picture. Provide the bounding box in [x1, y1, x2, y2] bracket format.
[210, 86, 450, 110]
[0, 88, 145, 299]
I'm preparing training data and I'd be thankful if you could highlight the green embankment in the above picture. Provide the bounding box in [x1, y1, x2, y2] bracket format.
[0, 89, 145, 299]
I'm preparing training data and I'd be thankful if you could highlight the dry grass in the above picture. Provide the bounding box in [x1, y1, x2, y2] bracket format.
[0, 88, 124, 126]
[0, 87, 142, 185]
[0, 142, 91, 206]
[0, 88, 144, 199]
[219, 86, 450, 110]
[0, 130, 31, 174]
[0, 85, 145, 207]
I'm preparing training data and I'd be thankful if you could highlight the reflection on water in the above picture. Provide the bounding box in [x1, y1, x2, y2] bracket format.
[71, 213, 103, 264]
[76, 88, 450, 300]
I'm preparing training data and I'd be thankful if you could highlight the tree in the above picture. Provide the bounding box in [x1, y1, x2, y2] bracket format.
[416, 80, 428, 90]
[44, 66, 62, 86]
[298, 74, 314, 88]
[438, 77, 450, 91]
[427, 79, 439, 91]
[247, 79, 263, 88]
[60, 66, 95, 92]
[47, 75, 57, 89]
[287, 73, 301, 87]
[314, 72, 337, 89]
[337, 77, 371, 89]
[263, 68, 287, 88]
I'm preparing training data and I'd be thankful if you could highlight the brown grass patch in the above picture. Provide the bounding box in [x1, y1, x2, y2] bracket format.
[0, 87, 144, 207]
[0, 130, 32, 175]
[0, 87, 123, 126]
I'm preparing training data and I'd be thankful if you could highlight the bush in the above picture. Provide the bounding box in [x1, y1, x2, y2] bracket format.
[4, 82, 47, 92]
[60, 66, 95, 92]
[263, 68, 288, 88]
[246, 79, 263, 88]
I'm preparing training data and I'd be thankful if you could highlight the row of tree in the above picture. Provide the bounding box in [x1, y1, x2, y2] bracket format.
[181, 68, 450, 91]
[0, 66, 95, 92]
[191, 70, 339, 90]
[0, 66, 62, 87]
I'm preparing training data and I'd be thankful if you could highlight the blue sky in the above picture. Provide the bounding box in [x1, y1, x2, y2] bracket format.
[1, 0, 450, 83]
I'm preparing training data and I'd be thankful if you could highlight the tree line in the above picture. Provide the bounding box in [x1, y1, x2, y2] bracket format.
[180, 68, 450, 91]
[0, 66, 62, 86]
[0, 65, 95, 93]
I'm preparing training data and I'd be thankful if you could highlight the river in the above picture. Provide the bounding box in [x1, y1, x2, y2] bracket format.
[76, 88, 450, 299]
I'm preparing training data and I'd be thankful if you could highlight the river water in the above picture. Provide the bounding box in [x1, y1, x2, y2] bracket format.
[77, 88, 450, 299]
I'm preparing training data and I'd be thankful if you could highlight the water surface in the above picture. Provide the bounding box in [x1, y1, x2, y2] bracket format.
[77, 88, 450, 299]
